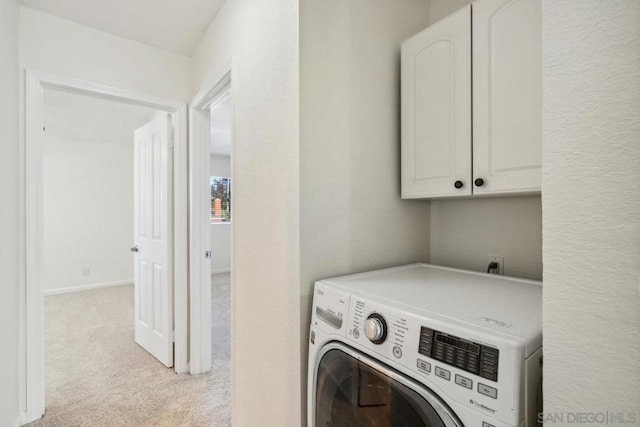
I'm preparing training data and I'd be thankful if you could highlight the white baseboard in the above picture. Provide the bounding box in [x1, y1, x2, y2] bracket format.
[17, 412, 27, 427]
[44, 280, 133, 296]
[211, 268, 231, 275]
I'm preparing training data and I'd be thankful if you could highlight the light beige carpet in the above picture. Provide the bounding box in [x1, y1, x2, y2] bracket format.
[28, 274, 231, 427]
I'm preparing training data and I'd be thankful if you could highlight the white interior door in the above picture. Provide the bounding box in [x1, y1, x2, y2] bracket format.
[133, 112, 174, 367]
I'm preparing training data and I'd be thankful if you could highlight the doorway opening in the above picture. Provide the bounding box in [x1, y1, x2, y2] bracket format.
[209, 89, 232, 379]
[40, 87, 180, 422]
[22, 71, 189, 424]
[188, 61, 234, 387]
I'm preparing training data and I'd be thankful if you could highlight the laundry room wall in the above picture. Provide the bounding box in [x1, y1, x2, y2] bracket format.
[542, 0, 640, 418]
[300, 0, 432, 301]
[430, 197, 542, 280]
[210, 154, 231, 273]
[300, 0, 432, 420]
[191, 1, 300, 425]
[0, 0, 20, 424]
[428, 0, 473, 23]
[425, 0, 543, 281]
[18, 6, 191, 101]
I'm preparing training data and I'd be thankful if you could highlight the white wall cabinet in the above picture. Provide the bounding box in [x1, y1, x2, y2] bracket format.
[401, 0, 541, 199]
[401, 5, 472, 198]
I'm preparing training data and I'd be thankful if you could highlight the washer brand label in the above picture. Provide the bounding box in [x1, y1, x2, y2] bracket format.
[480, 317, 512, 328]
[470, 399, 497, 414]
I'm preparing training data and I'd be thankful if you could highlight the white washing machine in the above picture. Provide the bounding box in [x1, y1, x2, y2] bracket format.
[307, 263, 542, 427]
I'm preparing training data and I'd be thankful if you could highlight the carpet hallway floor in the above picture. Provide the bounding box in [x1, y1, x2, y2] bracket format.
[27, 273, 231, 426]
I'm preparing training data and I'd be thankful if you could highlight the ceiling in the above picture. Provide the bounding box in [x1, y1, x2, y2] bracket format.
[44, 88, 159, 143]
[20, 0, 226, 55]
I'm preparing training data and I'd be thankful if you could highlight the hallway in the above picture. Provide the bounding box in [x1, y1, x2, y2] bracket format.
[29, 275, 231, 426]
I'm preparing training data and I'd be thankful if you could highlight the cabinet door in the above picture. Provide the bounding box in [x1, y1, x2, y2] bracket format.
[472, 0, 542, 195]
[401, 5, 471, 198]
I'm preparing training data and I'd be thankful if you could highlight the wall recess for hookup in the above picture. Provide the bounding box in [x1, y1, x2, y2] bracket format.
[487, 256, 504, 275]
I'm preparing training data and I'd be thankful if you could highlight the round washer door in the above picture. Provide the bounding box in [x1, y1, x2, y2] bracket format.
[313, 342, 463, 427]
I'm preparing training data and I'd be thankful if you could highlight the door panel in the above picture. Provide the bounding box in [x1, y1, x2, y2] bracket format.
[402, 5, 472, 198]
[134, 112, 174, 367]
[473, 0, 542, 195]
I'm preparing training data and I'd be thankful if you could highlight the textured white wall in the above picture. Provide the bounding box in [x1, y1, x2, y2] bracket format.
[427, 0, 543, 280]
[542, 0, 640, 417]
[300, 0, 432, 419]
[210, 155, 231, 273]
[43, 134, 135, 291]
[191, 1, 300, 425]
[19, 7, 191, 101]
[300, 0, 432, 294]
[428, 0, 472, 23]
[0, 0, 20, 424]
[431, 197, 542, 280]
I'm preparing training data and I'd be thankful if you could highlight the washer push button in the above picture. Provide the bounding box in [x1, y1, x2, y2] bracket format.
[434, 366, 451, 381]
[417, 359, 431, 373]
[454, 374, 472, 389]
[478, 383, 498, 399]
[392, 346, 403, 359]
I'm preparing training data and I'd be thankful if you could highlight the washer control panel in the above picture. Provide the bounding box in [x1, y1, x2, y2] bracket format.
[345, 295, 516, 425]
[349, 299, 408, 360]
[419, 327, 499, 382]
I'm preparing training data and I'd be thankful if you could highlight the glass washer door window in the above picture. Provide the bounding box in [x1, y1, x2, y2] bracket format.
[314, 343, 463, 427]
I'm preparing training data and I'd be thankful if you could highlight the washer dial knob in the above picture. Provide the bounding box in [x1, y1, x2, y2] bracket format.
[364, 313, 387, 344]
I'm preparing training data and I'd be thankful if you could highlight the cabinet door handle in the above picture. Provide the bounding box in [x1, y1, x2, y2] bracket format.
[454, 180, 464, 189]
[474, 178, 485, 187]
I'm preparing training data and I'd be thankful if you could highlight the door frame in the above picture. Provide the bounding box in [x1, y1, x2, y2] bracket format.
[188, 59, 235, 374]
[21, 69, 189, 424]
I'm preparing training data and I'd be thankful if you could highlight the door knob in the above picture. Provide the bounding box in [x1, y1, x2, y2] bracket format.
[474, 178, 485, 187]
[130, 245, 139, 252]
[454, 180, 464, 189]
